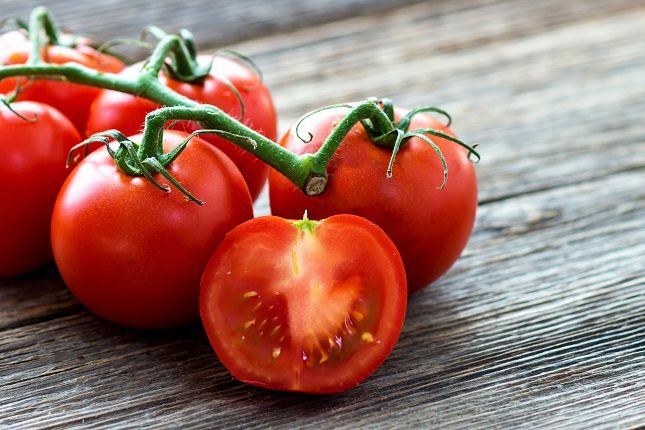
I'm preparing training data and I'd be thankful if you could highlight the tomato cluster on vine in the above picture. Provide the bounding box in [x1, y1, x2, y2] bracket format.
[0, 7, 479, 394]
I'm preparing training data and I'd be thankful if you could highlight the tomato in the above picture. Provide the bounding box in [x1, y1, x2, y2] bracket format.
[86, 55, 277, 200]
[269, 106, 478, 293]
[51, 130, 253, 328]
[200, 214, 407, 393]
[0, 31, 125, 136]
[0, 101, 81, 277]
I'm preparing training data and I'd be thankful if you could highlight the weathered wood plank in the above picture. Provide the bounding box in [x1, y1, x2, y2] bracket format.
[0, 0, 427, 49]
[242, 0, 645, 112]
[0, 267, 79, 331]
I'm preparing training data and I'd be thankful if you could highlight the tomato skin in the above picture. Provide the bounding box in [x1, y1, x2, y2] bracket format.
[269, 107, 478, 293]
[0, 31, 124, 136]
[51, 130, 253, 328]
[200, 214, 407, 393]
[86, 56, 278, 200]
[0, 101, 81, 277]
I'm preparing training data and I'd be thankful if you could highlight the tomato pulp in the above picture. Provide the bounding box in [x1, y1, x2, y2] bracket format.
[200, 214, 407, 393]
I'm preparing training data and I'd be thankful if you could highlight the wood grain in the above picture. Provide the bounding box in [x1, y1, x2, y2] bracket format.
[0, 0, 426, 49]
[1, 0, 644, 428]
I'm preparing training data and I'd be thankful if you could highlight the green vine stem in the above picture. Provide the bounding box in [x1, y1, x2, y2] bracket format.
[140, 27, 210, 83]
[294, 98, 480, 190]
[27, 6, 62, 65]
[2, 7, 480, 203]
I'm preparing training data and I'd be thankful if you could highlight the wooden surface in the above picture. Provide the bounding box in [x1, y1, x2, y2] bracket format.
[1, 0, 644, 428]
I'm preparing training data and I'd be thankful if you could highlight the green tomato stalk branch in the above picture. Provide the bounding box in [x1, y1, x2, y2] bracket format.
[3, 7, 480, 204]
[27, 6, 59, 63]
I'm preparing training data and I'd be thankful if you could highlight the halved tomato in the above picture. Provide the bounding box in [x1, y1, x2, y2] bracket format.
[200, 214, 407, 393]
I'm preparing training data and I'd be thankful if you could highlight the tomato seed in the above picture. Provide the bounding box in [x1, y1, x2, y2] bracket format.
[361, 332, 374, 343]
[270, 325, 282, 338]
[272, 347, 281, 358]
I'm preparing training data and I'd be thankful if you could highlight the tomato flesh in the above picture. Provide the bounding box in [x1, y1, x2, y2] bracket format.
[200, 215, 407, 393]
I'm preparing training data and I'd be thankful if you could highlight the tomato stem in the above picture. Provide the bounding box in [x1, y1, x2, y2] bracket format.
[26, 7, 62, 65]
[0, 97, 37, 122]
[1, 7, 480, 202]
[308, 100, 396, 173]
[298, 97, 480, 192]
[139, 106, 308, 179]
[142, 30, 211, 83]
[293, 213, 317, 233]
[142, 31, 246, 116]
[0, 59, 317, 195]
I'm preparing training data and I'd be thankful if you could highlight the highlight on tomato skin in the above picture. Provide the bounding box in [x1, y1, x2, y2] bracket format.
[199, 214, 407, 394]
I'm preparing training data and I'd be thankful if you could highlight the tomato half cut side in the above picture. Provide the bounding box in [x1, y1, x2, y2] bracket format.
[200, 214, 407, 393]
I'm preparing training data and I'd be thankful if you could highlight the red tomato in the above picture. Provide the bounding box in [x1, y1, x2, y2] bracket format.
[0, 101, 80, 277]
[86, 55, 277, 200]
[0, 31, 124, 136]
[269, 106, 478, 293]
[200, 214, 407, 393]
[51, 130, 253, 328]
